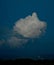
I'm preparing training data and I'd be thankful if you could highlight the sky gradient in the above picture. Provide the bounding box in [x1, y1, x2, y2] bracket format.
[0, 0, 54, 59]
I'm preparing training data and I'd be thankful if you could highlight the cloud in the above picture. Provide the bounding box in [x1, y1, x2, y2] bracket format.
[13, 12, 47, 38]
[0, 39, 5, 45]
[7, 36, 28, 47]
[0, 12, 47, 47]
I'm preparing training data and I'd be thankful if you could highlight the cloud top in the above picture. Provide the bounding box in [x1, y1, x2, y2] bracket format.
[14, 12, 46, 38]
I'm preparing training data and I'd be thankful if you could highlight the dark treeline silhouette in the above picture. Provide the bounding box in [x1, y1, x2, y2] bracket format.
[0, 59, 54, 65]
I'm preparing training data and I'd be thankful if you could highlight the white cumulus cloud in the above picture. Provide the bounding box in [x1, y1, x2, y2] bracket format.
[0, 12, 47, 47]
[13, 12, 47, 38]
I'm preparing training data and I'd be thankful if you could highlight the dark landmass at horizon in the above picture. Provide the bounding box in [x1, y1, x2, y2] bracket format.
[0, 59, 54, 65]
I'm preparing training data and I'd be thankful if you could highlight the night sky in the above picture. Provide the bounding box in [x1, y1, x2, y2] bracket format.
[0, 0, 54, 60]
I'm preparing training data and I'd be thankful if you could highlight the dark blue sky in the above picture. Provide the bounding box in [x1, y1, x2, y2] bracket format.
[0, 0, 54, 59]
